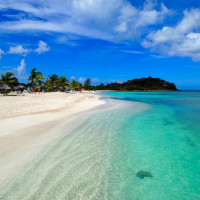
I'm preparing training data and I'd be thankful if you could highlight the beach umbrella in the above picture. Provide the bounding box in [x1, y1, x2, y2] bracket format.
[65, 87, 71, 93]
[18, 84, 25, 89]
[0, 84, 11, 90]
[0, 84, 11, 95]
[14, 85, 25, 90]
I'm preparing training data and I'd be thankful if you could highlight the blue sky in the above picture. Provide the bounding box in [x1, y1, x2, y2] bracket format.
[0, 0, 200, 89]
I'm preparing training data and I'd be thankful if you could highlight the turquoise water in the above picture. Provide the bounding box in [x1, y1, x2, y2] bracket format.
[1, 91, 200, 200]
[103, 91, 200, 200]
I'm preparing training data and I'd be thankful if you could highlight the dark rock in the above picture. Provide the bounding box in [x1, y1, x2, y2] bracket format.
[136, 171, 153, 179]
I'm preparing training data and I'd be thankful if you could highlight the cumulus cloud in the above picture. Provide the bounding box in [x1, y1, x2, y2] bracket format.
[115, 2, 169, 35]
[7, 41, 50, 56]
[35, 41, 50, 54]
[143, 8, 200, 61]
[0, 49, 4, 59]
[13, 59, 27, 79]
[17, 59, 26, 75]
[8, 45, 30, 55]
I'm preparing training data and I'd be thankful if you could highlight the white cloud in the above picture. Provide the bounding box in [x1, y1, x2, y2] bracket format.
[6, 41, 49, 56]
[0, 0, 170, 42]
[114, 1, 170, 41]
[4, 0, 200, 61]
[114, 3, 138, 33]
[0, 49, 4, 59]
[135, 4, 169, 28]
[13, 59, 27, 79]
[78, 77, 86, 83]
[8, 45, 30, 55]
[70, 76, 76, 80]
[17, 59, 26, 75]
[78, 77, 100, 84]
[143, 9, 200, 61]
[121, 50, 144, 54]
[1, 66, 12, 69]
[56, 36, 69, 43]
[35, 41, 50, 54]
[91, 78, 100, 84]
[56, 35, 79, 46]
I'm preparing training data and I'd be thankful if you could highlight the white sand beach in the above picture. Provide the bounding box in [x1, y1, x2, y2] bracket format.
[0, 92, 109, 191]
[0, 92, 105, 157]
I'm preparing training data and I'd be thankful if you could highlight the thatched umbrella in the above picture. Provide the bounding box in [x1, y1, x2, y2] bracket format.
[65, 87, 71, 93]
[0, 84, 11, 90]
[14, 85, 25, 90]
[0, 84, 11, 95]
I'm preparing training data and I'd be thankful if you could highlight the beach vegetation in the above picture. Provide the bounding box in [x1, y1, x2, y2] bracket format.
[84, 78, 91, 90]
[1, 69, 178, 94]
[27, 68, 45, 87]
[44, 74, 69, 92]
[0, 72, 18, 95]
[94, 77, 178, 91]
[45, 74, 59, 91]
[56, 76, 69, 91]
[69, 80, 83, 91]
[71, 80, 78, 89]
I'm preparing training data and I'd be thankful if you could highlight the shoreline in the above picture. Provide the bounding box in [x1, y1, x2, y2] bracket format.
[0, 92, 129, 190]
[0, 92, 106, 158]
[0, 91, 151, 197]
[0, 92, 101, 120]
[0, 92, 149, 191]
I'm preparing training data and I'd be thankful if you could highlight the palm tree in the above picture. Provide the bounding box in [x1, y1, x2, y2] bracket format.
[77, 82, 83, 91]
[71, 80, 78, 90]
[84, 78, 91, 90]
[56, 76, 69, 91]
[46, 74, 59, 91]
[0, 72, 18, 95]
[27, 68, 45, 87]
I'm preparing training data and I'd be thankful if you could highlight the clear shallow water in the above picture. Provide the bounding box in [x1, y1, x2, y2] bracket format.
[103, 91, 200, 200]
[1, 91, 200, 200]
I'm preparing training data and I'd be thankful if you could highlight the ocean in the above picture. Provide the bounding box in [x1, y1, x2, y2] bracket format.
[1, 91, 200, 200]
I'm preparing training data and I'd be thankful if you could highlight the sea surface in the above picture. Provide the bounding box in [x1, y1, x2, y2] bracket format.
[1, 91, 200, 200]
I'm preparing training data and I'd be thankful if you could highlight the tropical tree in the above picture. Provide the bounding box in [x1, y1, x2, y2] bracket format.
[84, 78, 91, 90]
[27, 68, 45, 87]
[0, 72, 18, 95]
[46, 74, 59, 91]
[77, 82, 83, 91]
[56, 76, 69, 91]
[71, 80, 78, 89]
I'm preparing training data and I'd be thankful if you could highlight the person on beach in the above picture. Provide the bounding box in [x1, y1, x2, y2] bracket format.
[31, 87, 33, 93]
[34, 87, 37, 93]
[38, 87, 41, 94]
[27, 87, 30, 93]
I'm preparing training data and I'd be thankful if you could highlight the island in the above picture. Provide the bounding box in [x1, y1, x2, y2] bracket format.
[94, 77, 178, 91]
